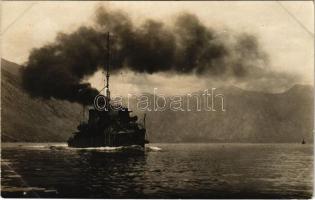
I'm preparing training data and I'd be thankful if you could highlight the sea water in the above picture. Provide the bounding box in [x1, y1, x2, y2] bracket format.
[1, 143, 313, 198]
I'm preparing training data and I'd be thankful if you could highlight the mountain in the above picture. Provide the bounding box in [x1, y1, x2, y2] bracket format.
[1, 59, 82, 142]
[130, 86, 314, 143]
[1, 59, 314, 143]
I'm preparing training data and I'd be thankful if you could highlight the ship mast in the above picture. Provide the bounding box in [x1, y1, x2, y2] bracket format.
[105, 32, 111, 104]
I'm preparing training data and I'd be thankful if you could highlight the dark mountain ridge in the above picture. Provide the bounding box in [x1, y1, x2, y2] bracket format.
[1, 59, 313, 143]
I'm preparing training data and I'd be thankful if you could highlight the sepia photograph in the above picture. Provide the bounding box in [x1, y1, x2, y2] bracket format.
[1, 1, 314, 198]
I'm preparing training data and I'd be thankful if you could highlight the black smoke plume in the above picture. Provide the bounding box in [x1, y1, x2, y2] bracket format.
[22, 7, 270, 105]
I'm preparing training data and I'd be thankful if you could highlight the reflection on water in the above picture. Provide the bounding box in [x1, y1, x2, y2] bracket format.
[1, 143, 313, 198]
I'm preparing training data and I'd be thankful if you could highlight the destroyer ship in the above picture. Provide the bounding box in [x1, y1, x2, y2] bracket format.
[67, 33, 149, 148]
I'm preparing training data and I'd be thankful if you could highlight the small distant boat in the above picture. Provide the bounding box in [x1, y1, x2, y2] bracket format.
[301, 138, 306, 144]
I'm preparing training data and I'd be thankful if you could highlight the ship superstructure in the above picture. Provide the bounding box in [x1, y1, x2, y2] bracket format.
[67, 33, 148, 148]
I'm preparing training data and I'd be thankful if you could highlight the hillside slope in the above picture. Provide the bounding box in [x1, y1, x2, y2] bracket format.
[1, 59, 314, 143]
[130, 86, 314, 143]
[1, 59, 82, 142]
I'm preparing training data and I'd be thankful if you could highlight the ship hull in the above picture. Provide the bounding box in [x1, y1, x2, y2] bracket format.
[67, 129, 148, 148]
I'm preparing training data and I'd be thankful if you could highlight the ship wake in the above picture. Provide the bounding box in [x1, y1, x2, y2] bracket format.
[10, 143, 161, 153]
[48, 144, 162, 152]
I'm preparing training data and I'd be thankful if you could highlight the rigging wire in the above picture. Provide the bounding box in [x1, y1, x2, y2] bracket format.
[276, 1, 314, 38]
[1, 3, 37, 35]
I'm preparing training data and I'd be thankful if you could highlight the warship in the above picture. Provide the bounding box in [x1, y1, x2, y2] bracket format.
[67, 33, 149, 148]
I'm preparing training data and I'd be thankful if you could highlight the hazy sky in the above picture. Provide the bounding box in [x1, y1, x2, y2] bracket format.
[1, 1, 314, 95]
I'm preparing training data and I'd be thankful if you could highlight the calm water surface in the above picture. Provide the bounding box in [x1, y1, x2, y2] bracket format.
[1, 143, 313, 198]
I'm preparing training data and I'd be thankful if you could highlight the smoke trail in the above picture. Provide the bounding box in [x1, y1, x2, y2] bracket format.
[22, 7, 274, 105]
